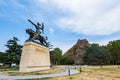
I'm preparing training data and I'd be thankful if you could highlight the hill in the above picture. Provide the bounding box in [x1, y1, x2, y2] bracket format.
[63, 39, 90, 65]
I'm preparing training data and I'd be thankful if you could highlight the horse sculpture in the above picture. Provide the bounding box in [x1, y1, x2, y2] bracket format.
[25, 19, 49, 47]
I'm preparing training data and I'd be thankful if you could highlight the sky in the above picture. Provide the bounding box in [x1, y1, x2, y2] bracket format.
[0, 0, 120, 53]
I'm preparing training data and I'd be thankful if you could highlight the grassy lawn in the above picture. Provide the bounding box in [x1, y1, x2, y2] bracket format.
[0, 66, 19, 72]
[1, 66, 120, 80]
[0, 66, 64, 76]
[25, 65, 120, 80]
[3, 68, 64, 76]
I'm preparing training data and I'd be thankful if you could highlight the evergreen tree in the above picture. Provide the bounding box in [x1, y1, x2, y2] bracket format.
[83, 44, 107, 65]
[107, 40, 120, 66]
[0, 52, 6, 63]
[5, 37, 22, 67]
[50, 48, 62, 65]
[60, 56, 74, 65]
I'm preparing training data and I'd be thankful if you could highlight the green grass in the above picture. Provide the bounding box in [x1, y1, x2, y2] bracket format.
[1, 66, 120, 80]
[0, 66, 19, 71]
[89, 66, 120, 71]
[0, 66, 64, 76]
[3, 69, 64, 76]
[44, 65, 120, 80]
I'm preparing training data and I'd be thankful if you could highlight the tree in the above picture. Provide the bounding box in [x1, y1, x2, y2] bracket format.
[0, 52, 6, 63]
[50, 48, 62, 65]
[60, 56, 74, 65]
[83, 44, 107, 65]
[107, 40, 120, 67]
[5, 37, 22, 67]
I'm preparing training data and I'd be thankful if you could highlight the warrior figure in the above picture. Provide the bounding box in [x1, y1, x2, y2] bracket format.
[26, 19, 48, 47]
[28, 19, 44, 34]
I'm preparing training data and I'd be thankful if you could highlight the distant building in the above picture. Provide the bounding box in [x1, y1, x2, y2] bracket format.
[0, 63, 3, 66]
[11, 63, 17, 67]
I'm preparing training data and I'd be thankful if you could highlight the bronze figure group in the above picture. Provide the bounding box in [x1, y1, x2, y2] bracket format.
[26, 19, 49, 47]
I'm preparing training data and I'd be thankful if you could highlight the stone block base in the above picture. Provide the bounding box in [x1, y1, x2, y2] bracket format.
[19, 42, 50, 72]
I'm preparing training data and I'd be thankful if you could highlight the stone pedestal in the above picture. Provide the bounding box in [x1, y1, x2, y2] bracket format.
[19, 42, 50, 72]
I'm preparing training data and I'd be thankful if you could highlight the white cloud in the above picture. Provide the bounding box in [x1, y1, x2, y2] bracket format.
[51, 0, 80, 13]
[49, 28, 54, 34]
[38, 0, 120, 35]
[2, 0, 120, 35]
[91, 36, 120, 46]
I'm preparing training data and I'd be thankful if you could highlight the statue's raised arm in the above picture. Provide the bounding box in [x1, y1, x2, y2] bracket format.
[28, 19, 37, 27]
[28, 19, 41, 34]
[41, 22, 44, 34]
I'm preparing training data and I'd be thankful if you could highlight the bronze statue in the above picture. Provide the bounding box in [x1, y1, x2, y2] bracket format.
[28, 19, 44, 34]
[26, 19, 49, 47]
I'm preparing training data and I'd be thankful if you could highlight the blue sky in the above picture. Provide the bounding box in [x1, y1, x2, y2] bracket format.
[0, 0, 120, 53]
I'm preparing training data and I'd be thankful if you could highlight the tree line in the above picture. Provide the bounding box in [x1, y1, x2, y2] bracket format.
[0, 37, 73, 66]
[83, 40, 120, 66]
[50, 48, 74, 65]
[50, 40, 120, 66]
[0, 37, 120, 67]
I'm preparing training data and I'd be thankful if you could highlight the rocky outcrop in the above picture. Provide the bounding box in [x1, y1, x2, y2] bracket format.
[63, 39, 90, 65]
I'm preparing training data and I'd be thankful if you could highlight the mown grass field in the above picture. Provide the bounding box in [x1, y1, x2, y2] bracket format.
[3, 68, 64, 76]
[21, 65, 120, 80]
[0, 66, 64, 76]
[0, 65, 120, 80]
[51, 65, 120, 80]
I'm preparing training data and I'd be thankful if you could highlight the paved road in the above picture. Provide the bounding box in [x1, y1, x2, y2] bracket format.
[0, 69, 79, 80]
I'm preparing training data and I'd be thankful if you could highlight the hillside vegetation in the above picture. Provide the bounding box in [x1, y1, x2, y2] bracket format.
[63, 39, 120, 65]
